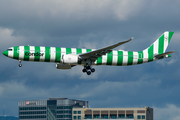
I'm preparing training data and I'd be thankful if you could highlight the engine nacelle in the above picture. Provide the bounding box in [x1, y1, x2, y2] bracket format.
[56, 63, 71, 69]
[62, 54, 79, 64]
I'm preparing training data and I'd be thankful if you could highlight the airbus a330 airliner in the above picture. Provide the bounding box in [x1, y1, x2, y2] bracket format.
[3, 31, 175, 75]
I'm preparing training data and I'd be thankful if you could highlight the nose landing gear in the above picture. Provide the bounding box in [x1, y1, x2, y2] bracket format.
[19, 60, 22, 67]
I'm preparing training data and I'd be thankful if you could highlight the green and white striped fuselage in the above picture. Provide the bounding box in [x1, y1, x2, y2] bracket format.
[3, 31, 174, 73]
[5, 46, 170, 66]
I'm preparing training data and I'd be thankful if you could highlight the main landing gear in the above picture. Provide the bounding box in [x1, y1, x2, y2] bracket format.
[82, 66, 95, 75]
[19, 60, 22, 67]
[82, 59, 95, 75]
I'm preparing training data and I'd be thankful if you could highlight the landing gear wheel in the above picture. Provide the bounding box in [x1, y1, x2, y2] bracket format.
[91, 68, 95, 73]
[87, 71, 91, 75]
[86, 66, 90, 70]
[82, 69, 87, 73]
[19, 64, 22, 67]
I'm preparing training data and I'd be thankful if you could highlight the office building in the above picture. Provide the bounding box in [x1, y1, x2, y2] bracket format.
[19, 98, 153, 120]
[19, 98, 88, 120]
[72, 107, 153, 120]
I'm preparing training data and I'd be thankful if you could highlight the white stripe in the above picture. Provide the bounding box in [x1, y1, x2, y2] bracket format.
[61, 48, 66, 54]
[102, 54, 107, 65]
[112, 50, 118, 66]
[122, 51, 128, 66]
[81, 49, 87, 53]
[153, 39, 159, 54]
[94, 61, 97, 65]
[19, 46, 24, 60]
[164, 32, 169, 53]
[8, 47, 13, 58]
[143, 49, 148, 63]
[61, 48, 66, 62]
[40, 47, 45, 62]
[133, 52, 138, 65]
[50, 47, 56, 62]
[29, 46, 35, 61]
[71, 48, 77, 54]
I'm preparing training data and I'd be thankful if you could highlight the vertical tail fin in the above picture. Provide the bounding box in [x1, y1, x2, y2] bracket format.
[138, 31, 174, 63]
[145, 31, 174, 54]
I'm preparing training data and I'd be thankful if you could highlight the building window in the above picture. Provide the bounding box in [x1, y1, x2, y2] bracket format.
[101, 115, 108, 119]
[78, 111, 81, 114]
[19, 115, 46, 119]
[85, 115, 92, 119]
[137, 115, 141, 119]
[19, 107, 46, 110]
[142, 115, 145, 119]
[110, 115, 117, 119]
[78, 116, 81, 119]
[74, 116, 77, 119]
[126, 114, 134, 118]
[94, 115, 100, 119]
[119, 114, 125, 118]
[57, 106, 63, 109]
[74, 111, 77, 114]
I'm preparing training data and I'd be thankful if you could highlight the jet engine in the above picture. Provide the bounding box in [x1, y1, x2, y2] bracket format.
[56, 63, 72, 69]
[62, 54, 79, 64]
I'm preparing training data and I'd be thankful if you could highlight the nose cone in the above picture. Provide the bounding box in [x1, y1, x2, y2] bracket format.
[3, 50, 8, 56]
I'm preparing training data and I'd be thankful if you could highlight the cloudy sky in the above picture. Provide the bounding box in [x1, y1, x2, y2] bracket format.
[0, 0, 180, 119]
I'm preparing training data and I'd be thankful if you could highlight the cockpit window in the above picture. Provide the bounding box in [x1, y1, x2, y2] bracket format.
[7, 49, 13, 51]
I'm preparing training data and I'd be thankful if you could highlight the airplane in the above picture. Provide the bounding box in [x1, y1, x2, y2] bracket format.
[3, 31, 175, 75]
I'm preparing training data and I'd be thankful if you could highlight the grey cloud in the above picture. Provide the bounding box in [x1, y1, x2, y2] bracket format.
[0, 0, 180, 118]
[154, 104, 180, 120]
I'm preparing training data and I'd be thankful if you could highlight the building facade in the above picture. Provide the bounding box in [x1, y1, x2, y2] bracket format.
[19, 98, 88, 120]
[72, 107, 153, 120]
[19, 98, 153, 120]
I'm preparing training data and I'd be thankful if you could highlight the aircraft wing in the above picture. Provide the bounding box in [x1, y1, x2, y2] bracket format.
[79, 38, 133, 60]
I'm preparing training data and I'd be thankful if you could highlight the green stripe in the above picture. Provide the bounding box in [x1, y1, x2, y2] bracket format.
[55, 47, 61, 62]
[86, 49, 92, 52]
[24, 46, 30, 61]
[66, 48, 72, 54]
[117, 51, 123, 66]
[127, 51, 133, 65]
[138, 51, 143, 64]
[97, 57, 102, 65]
[76, 48, 82, 64]
[148, 44, 154, 62]
[106, 51, 113, 65]
[45, 47, 51, 62]
[4, 50, 8, 56]
[158, 34, 164, 54]
[13, 46, 19, 59]
[76, 48, 82, 54]
[168, 32, 174, 43]
[34, 46, 40, 61]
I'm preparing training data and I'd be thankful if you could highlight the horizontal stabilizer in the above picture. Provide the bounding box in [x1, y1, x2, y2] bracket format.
[154, 51, 176, 59]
